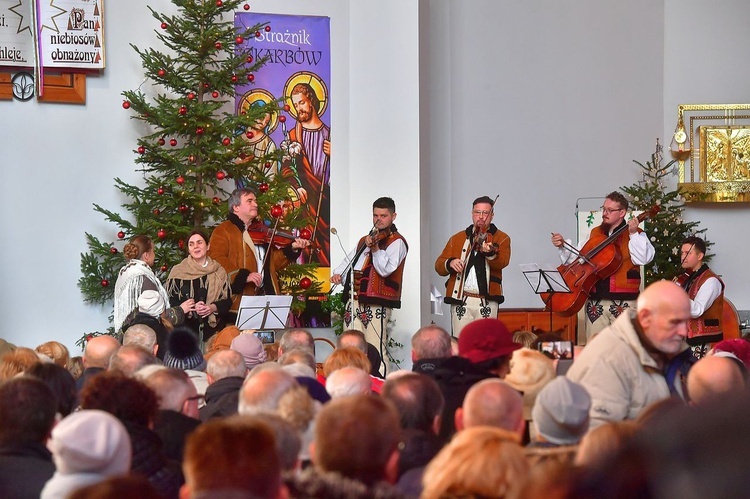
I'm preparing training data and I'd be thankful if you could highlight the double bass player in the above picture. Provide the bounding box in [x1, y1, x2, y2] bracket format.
[551, 191, 655, 344]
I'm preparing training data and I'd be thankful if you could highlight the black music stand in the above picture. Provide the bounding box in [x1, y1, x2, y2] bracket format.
[236, 295, 293, 330]
[520, 263, 571, 334]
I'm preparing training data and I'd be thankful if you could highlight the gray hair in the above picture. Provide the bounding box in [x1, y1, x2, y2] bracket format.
[279, 329, 315, 355]
[123, 324, 157, 351]
[411, 325, 452, 360]
[207, 350, 247, 381]
[238, 368, 298, 415]
[326, 367, 372, 399]
[227, 188, 255, 213]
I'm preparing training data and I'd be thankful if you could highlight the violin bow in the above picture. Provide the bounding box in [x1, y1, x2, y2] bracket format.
[457, 194, 500, 305]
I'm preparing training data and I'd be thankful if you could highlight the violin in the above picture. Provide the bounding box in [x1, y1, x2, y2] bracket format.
[247, 219, 299, 248]
[672, 271, 691, 288]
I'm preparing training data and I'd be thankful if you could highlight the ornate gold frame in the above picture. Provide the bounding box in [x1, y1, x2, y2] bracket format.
[674, 103, 750, 202]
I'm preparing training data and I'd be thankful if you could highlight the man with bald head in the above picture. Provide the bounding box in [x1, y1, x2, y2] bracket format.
[454, 378, 524, 439]
[567, 280, 696, 428]
[77, 334, 121, 390]
[687, 355, 745, 405]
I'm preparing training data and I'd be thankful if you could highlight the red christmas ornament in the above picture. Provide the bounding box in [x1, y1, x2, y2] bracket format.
[101, 279, 109, 287]
[299, 228, 312, 240]
[264, 161, 272, 169]
[157, 187, 165, 195]
[235, 36, 244, 44]
[122, 101, 131, 109]
[179, 204, 188, 213]
[196, 127, 205, 135]
[117, 231, 126, 239]
[279, 116, 286, 123]
[215, 42, 222, 50]
[153, 208, 161, 215]
[216, 0, 223, 6]
[212, 91, 219, 98]
[176, 176, 185, 185]
[158, 69, 166, 77]
[187, 92, 196, 100]
[170, 138, 178, 147]
[299, 277, 312, 289]
[231, 75, 238, 83]
[255, 31, 261, 38]
[270, 205, 283, 218]
[157, 137, 166, 146]
[246, 55, 253, 63]
[110, 247, 118, 254]
[212, 197, 220, 204]
[161, 265, 169, 272]
[179, 106, 187, 115]
[216, 171, 226, 180]
[137, 146, 145, 154]
[258, 182, 269, 193]
[160, 22, 168, 29]
[283, 104, 290, 112]
[247, 74, 255, 82]
[245, 131, 254, 139]
[157, 229, 167, 239]
[264, 25, 271, 32]
[243, 4, 250, 10]
[178, 239, 185, 249]
[239, 153, 247, 160]
[203, 82, 210, 89]
[188, 155, 196, 163]
[222, 137, 231, 146]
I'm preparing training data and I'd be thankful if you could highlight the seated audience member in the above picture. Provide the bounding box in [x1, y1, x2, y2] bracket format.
[41, 410, 131, 499]
[381, 373, 445, 498]
[710, 338, 750, 375]
[410, 325, 452, 375]
[574, 420, 638, 468]
[163, 327, 209, 401]
[504, 348, 556, 441]
[68, 356, 84, 380]
[238, 366, 300, 416]
[121, 291, 173, 360]
[279, 349, 330, 403]
[526, 377, 590, 469]
[0, 377, 57, 498]
[278, 329, 316, 357]
[687, 354, 745, 405]
[78, 335, 121, 390]
[323, 346, 383, 393]
[68, 475, 160, 499]
[421, 426, 528, 499]
[429, 318, 522, 440]
[122, 324, 159, 358]
[566, 281, 695, 428]
[201, 349, 247, 421]
[230, 332, 268, 371]
[79, 373, 183, 498]
[286, 394, 403, 498]
[338, 329, 382, 377]
[455, 378, 525, 440]
[512, 330, 538, 349]
[276, 382, 319, 466]
[203, 325, 241, 360]
[109, 344, 158, 378]
[0, 347, 41, 383]
[257, 414, 303, 473]
[35, 341, 70, 368]
[264, 342, 280, 362]
[325, 366, 372, 398]
[181, 417, 285, 499]
[143, 368, 202, 462]
[0, 338, 16, 357]
[26, 362, 78, 418]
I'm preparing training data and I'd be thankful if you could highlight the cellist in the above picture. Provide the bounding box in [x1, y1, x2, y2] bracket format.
[551, 191, 654, 344]
[675, 236, 724, 356]
[435, 195, 511, 336]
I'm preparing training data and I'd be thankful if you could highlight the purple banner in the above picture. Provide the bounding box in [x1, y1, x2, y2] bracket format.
[235, 13, 331, 273]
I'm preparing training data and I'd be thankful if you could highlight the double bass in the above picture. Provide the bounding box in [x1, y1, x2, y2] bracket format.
[541, 205, 660, 317]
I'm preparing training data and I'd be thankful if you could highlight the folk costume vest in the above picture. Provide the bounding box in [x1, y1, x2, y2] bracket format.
[345, 227, 408, 309]
[589, 223, 642, 301]
[682, 265, 725, 341]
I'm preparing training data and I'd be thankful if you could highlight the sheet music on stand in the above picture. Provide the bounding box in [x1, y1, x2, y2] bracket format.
[235, 295, 293, 330]
[519, 263, 571, 294]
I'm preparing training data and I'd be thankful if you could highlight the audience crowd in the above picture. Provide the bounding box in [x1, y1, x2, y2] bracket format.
[2, 280, 750, 498]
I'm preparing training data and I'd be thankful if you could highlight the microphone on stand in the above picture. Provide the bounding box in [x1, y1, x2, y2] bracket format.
[330, 227, 350, 256]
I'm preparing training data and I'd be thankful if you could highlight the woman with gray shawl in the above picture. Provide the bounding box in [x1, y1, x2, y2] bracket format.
[166, 230, 232, 344]
[114, 235, 194, 334]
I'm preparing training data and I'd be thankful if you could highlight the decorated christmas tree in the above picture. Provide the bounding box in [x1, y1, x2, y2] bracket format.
[621, 140, 711, 284]
[78, 0, 319, 342]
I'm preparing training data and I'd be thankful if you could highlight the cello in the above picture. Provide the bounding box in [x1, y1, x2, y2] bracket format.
[541, 205, 660, 317]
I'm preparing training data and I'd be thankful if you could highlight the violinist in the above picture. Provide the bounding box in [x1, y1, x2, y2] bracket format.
[551, 191, 654, 344]
[208, 188, 311, 315]
[330, 197, 408, 371]
[675, 236, 724, 353]
[435, 196, 511, 336]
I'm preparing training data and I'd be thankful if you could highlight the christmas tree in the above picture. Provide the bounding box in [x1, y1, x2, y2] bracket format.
[78, 0, 319, 340]
[621, 140, 711, 284]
